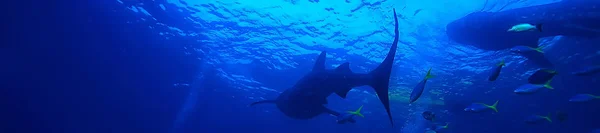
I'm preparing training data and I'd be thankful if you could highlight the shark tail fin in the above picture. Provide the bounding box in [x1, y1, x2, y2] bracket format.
[366, 8, 399, 127]
[536, 23, 543, 32]
[249, 100, 276, 107]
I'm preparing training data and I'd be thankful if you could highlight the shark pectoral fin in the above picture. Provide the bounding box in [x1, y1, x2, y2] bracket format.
[249, 100, 277, 106]
[312, 51, 327, 72]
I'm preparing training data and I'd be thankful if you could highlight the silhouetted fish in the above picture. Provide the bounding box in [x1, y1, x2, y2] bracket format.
[336, 105, 364, 124]
[510, 45, 544, 54]
[488, 60, 505, 81]
[413, 9, 423, 16]
[525, 113, 552, 124]
[464, 100, 498, 113]
[514, 79, 554, 94]
[528, 69, 557, 84]
[569, 94, 600, 102]
[409, 68, 434, 103]
[422, 111, 436, 121]
[556, 111, 567, 122]
[572, 65, 600, 76]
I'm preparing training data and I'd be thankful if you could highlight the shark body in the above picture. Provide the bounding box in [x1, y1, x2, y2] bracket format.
[250, 9, 400, 126]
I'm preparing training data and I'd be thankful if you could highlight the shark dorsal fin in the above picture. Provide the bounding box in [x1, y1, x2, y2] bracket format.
[313, 51, 327, 71]
[336, 62, 352, 73]
[334, 62, 353, 98]
[336, 89, 350, 99]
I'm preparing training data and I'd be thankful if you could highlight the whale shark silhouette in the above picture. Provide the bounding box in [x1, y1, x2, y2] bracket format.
[446, 0, 600, 67]
[447, 0, 600, 50]
[250, 9, 399, 126]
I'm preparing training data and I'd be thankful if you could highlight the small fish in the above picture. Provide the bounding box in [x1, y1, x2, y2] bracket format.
[464, 100, 499, 113]
[398, 14, 407, 20]
[488, 60, 505, 81]
[510, 45, 544, 54]
[528, 68, 557, 84]
[525, 113, 552, 124]
[507, 23, 543, 32]
[409, 68, 434, 103]
[569, 94, 600, 102]
[413, 9, 423, 16]
[555, 111, 567, 122]
[336, 105, 364, 124]
[514, 78, 554, 94]
[572, 65, 600, 76]
[422, 111, 436, 121]
[432, 122, 449, 131]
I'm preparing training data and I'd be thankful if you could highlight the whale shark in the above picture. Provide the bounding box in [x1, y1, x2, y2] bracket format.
[250, 9, 400, 126]
[447, 0, 600, 50]
[446, 0, 600, 67]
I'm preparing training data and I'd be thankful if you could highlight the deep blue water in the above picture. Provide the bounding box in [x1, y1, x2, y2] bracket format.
[4, 0, 600, 133]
